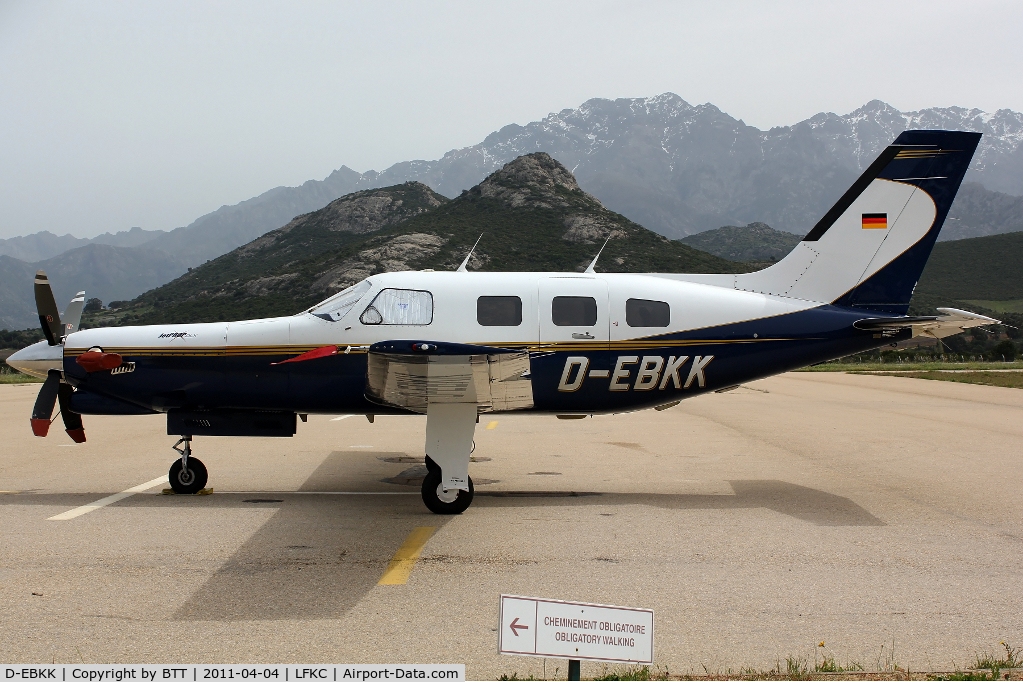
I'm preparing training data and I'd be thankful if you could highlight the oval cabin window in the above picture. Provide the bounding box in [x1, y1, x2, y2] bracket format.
[477, 296, 522, 326]
[552, 296, 597, 327]
[626, 298, 669, 327]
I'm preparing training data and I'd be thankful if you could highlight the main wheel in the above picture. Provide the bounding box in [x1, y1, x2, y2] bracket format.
[169, 457, 208, 495]
[421, 469, 474, 514]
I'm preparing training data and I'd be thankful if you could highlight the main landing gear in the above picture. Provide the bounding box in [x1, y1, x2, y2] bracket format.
[169, 435, 208, 494]
[422, 455, 474, 514]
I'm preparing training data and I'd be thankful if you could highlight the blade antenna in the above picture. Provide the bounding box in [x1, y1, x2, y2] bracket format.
[456, 234, 484, 272]
[585, 236, 612, 274]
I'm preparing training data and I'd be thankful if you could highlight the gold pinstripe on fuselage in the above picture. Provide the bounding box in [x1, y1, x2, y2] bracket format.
[63, 336, 806, 359]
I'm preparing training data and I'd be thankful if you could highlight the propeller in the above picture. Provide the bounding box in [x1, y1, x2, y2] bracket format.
[29, 271, 86, 442]
[29, 371, 85, 442]
[35, 271, 64, 346]
[63, 290, 85, 336]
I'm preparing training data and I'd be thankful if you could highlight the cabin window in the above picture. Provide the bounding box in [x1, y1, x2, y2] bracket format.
[309, 280, 373, 322]
[360, 289, 433, 325]
[626, 298, 670, 327]
[552, 296, 597, 326]
[477, 296, 522, 326]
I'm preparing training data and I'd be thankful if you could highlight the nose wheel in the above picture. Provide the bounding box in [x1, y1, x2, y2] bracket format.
[421, 468, 474, 514]
[169, 436, 208, 495]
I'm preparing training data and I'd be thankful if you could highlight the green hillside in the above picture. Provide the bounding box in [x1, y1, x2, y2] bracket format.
[94, 153, 750, 326]
[679, 222, 802, 262]
[913, 231, 1023, 312]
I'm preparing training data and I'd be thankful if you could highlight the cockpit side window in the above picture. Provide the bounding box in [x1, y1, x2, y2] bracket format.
[309, 280, 373, 322]
[360, 289, 433, 325]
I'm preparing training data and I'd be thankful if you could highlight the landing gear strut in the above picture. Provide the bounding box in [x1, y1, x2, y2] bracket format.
[169, 435, 208, 494]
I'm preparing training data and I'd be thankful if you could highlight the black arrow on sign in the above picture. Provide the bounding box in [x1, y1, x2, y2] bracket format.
[510, 617, 529, 637]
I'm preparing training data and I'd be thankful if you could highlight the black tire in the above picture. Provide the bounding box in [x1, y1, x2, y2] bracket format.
[424, 455, 440, 474]
[421, 469, 473, 514]
[169, 457, 208, 495]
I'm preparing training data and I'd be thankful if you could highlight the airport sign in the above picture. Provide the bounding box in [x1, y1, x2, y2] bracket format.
[498, 594, 654, 664]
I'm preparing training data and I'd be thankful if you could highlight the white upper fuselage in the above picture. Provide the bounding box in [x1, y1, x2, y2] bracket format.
[65, 271, 823, 355]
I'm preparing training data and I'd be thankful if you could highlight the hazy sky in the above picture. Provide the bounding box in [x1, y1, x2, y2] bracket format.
[1, 0, 1021, 240]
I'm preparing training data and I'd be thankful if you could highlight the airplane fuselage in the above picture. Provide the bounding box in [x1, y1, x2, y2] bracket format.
[57, 270, 895, 417]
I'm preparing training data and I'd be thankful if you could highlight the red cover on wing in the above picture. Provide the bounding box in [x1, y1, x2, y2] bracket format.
[76, 351, 123, 372]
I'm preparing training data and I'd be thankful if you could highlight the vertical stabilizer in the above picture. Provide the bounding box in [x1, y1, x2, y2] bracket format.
[686, 130, 981, 314]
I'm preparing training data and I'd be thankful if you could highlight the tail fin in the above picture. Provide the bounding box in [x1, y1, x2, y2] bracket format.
[733, 130, 981, 314]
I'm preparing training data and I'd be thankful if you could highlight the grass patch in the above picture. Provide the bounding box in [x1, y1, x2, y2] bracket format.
[801, 361, 1023, 372]
[856, 370, 1023, 389]
[962, 299, 1023, 314]
[593, 665, 657, 680]
[0, 370, 43, 384]
[495, 641, 1023, 680]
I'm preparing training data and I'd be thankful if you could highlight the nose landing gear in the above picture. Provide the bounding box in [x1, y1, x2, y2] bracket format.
[421, 455, 474, 514]
[169, 435, 208, 494]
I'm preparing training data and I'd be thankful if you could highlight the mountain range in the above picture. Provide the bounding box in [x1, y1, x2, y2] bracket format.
[92, 94, 1023, 255]
[87, 154, 748, 327]
[5, 93, 1023, 330]
[0, 226, 167, 262]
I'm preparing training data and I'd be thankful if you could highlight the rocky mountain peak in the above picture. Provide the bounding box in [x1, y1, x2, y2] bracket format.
[483, 152, 580, 192]
[234, 182, 446, 260]
[472, 153, 585, 209]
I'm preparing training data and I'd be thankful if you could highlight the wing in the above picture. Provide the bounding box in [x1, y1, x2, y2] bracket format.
[365, 340, 533, 413]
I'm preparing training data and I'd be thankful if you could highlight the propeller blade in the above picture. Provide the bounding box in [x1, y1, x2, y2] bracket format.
[62, 291, 86, 335]
[34, 271, 63, 346]
[30, 370, 61, 437]
[57, 383, 85, 443]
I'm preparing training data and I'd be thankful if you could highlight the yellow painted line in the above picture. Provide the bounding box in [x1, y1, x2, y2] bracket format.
[378, 526, 436, 585]
[486, 421, 498, 430]
[47, 476, 167, 521]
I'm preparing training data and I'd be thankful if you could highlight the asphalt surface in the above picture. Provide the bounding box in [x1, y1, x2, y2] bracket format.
[1, 372, 1022, 678]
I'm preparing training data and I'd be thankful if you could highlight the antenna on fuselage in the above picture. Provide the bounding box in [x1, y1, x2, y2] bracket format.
[584, 236, 612, 274]
[456, 234, 483, 272]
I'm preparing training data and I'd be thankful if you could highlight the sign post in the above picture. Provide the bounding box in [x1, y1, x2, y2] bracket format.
[498, 594, 654, 679]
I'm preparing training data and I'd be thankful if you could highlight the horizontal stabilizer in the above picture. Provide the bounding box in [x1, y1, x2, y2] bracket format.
[854, 316, 938, 330]
[855, 308, 999, 339]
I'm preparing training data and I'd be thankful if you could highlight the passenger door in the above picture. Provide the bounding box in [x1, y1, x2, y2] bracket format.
[535, 277, 610, 407]
[539, 277, 610, 347]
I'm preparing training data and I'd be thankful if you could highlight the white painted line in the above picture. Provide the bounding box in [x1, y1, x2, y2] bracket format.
[330, 415, 353, 421]
[349, 445, 373, 448]
[47, 476, 168, 521]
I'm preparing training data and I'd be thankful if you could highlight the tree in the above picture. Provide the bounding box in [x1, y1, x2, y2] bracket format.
[994, 339, 1017, 361]
[84, 298, 103, 313]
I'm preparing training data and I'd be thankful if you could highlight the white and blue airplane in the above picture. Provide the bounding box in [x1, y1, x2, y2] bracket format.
[7, 130, 998, 514]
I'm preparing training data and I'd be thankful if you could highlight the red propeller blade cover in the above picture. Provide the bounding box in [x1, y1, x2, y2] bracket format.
[31, 419, 51, 437]
[76, 351, 123, 373]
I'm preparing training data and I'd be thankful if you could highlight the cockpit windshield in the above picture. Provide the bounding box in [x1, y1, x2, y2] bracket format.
[308, 280, 373, 322]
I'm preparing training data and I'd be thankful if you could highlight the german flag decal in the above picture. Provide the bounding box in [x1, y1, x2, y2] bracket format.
[862, 212, 888, 229]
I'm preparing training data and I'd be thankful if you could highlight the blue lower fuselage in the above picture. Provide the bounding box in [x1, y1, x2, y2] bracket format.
[63, 304, 901, 417]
